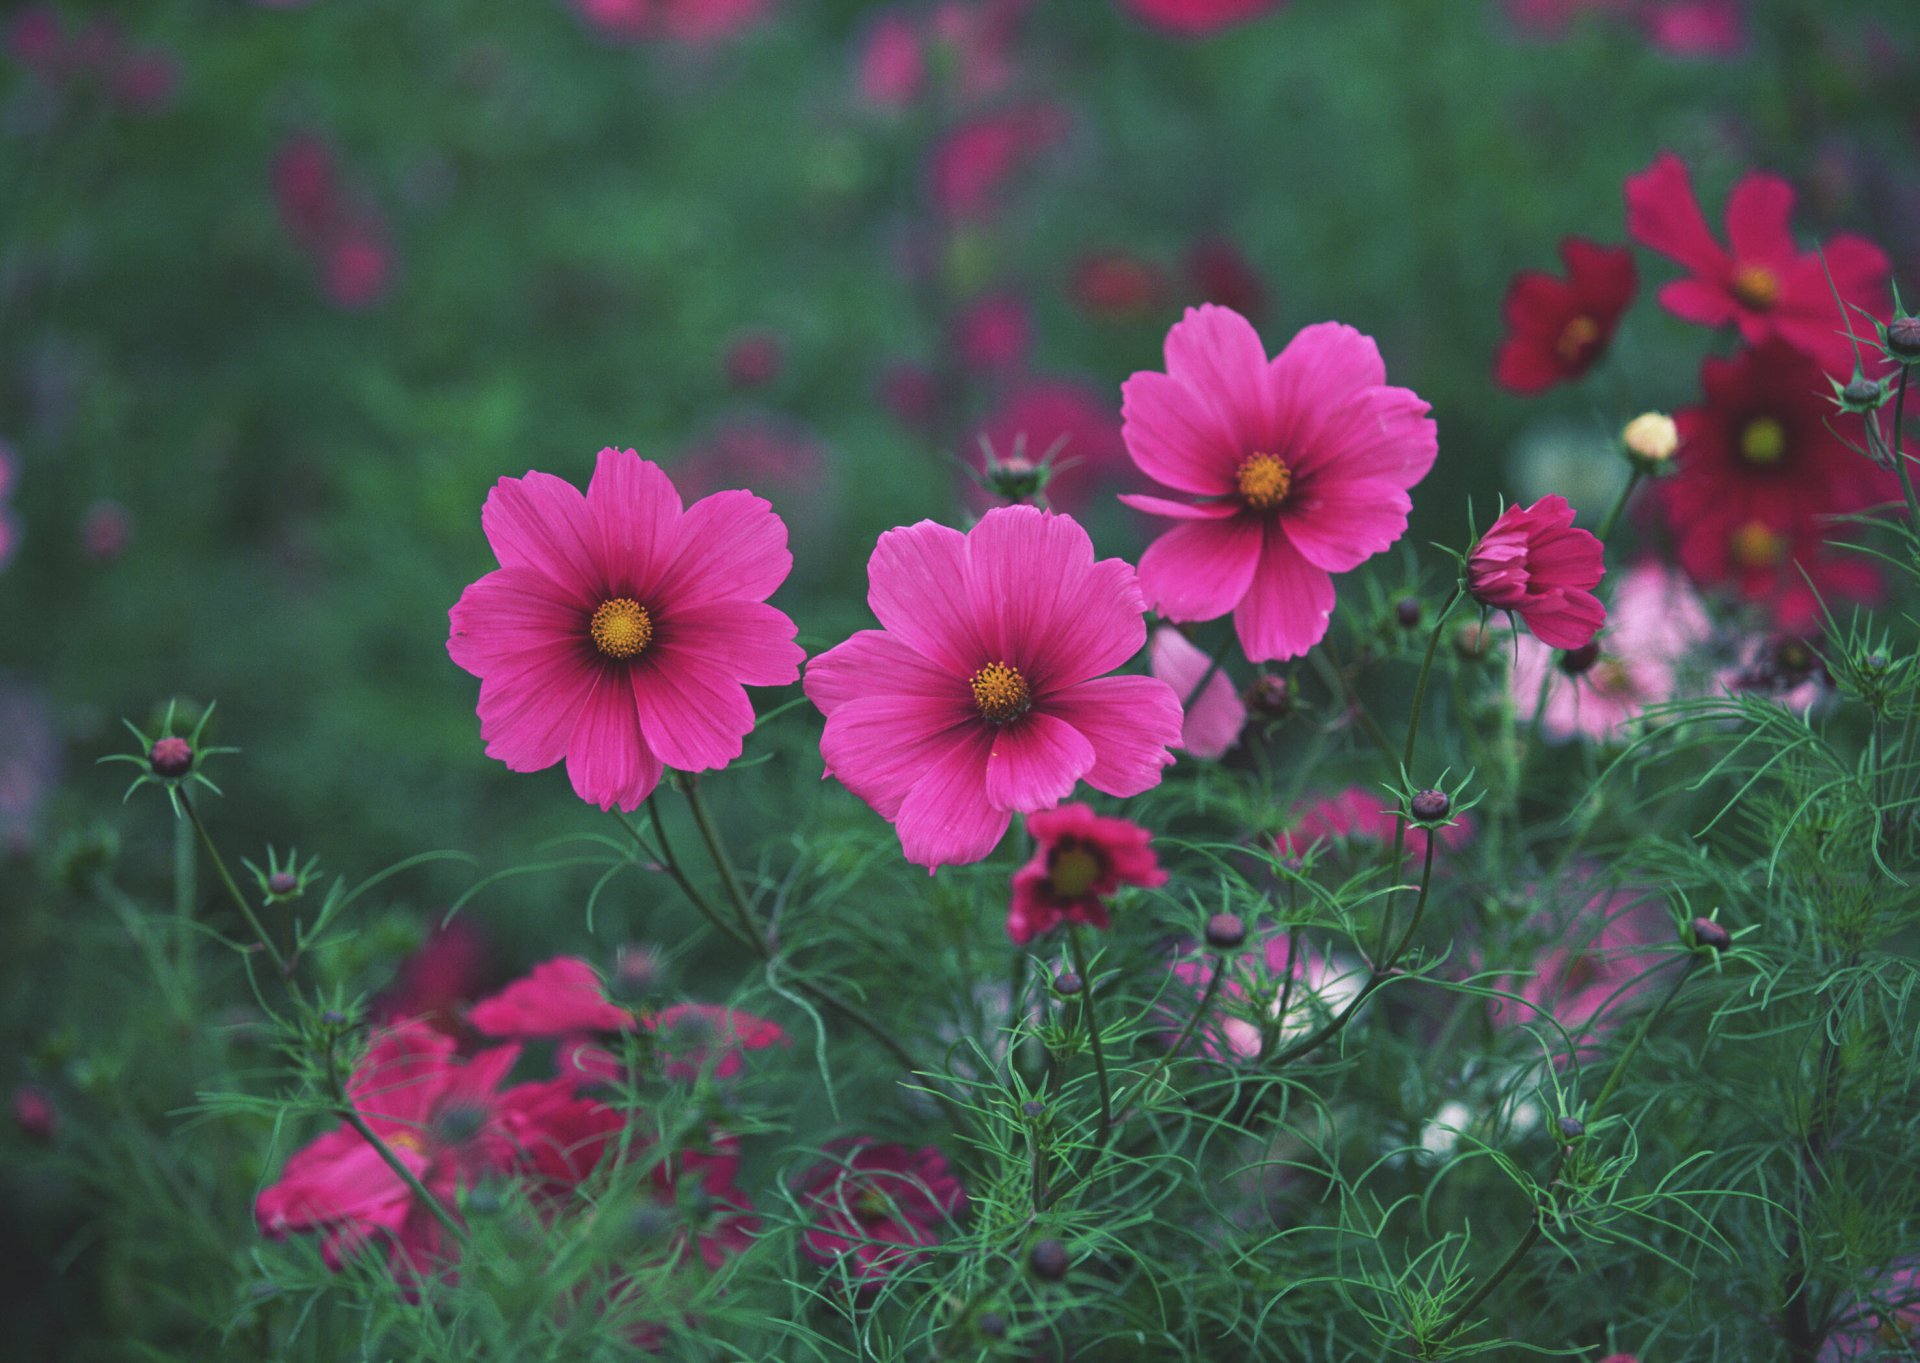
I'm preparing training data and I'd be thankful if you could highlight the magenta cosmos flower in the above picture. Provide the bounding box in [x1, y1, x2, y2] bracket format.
[805, 505, 1183, 869]
[1120, 306, 1438, 662]
[1007, 803, 1166, 946]
[1466, 495, 1605, 650]
[448, 448, 803, 812]
[797, 1140, 966, 1287]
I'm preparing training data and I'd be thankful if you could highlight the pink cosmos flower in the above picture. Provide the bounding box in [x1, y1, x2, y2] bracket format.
[12, 1083, 56, 1142]
[1624, 152, 1889, 379]
[1467, 496, 1606, 650]
[1184, 235, 1268, 322]
[855, 10, 926, 109]
[1071, 249, 1169, 321]
[80, 498, 132, 561]
[967, 377, 1130, 515]
[1006, 803, 1165, 945]
[1821, 1261, 1920, 1360]
[1168, 928, 1365, 1061]
[1119, 306, 1439, 662]
[374, 920, 492, 1035]
[797, 1140, 966, 1286]
[671, 413, 827, 505]
[1491, 890, 1670, 1055]
[321, 222, 394, 311]
[256, 1021, 618, 1275]
[1640, 0, 1745, 57]
[1276, 786, 1474, 864]
[926, 102, 1065, 222]
[805, 505, 1183, 869]
[447, 448, 803, 812]
[1149, 626, 1247, 759]
[1118, 0, 1285, 37]
[1509, 560, 1708, 743]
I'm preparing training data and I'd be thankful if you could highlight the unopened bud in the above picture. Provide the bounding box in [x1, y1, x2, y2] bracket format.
[1020, 1100, 1046, 1121]
[1410, 789, 1451, 824]
[267, 871, 299, 897]
[1887, 316, 1920, 361]
[1052, 970, 1083, 997]
[978, 1311, 1008, 1340]
[1690, 916, 1730, 950]
[1559, 641, 1602, 675]
[432, 1103, 488, 1146]
[465, 1185, 503, 1216]
[1204, 913, 1246, 950]
[1839, 376, 1885, 412]
[1394, 597, 1422, 629]
[1555, 1115, 1586, 1141]
[1244, 673, 1290, 717]
[608, 945, 663, 1005]
[320, 1009, 347, 1026]
[149, 736, 193, 779]
[1028, 1238, 1069, 1281]
[985, 454, 1047, 501]
[1622, 411, 1679, 466]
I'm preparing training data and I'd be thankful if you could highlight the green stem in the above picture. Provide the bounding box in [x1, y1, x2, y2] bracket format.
[1435, 1211, 1544, 1344]
[1594, 468, 1645, 544]
[1068, 928, 1113, 1151]
[172, 809, 198, 1004]
[1889, 366, 1919, 530]
[1113, 952, 1229, 1127]
[1587, 955, 1697, 1120]
[682, 779, 763, 951]
[1309, 646, 1398, 765]
[1388, 590, 1460, 891]
[324, 1033, 466, 1249]
[179, 791, 289, 976]
[1180, 628, 1238, 715]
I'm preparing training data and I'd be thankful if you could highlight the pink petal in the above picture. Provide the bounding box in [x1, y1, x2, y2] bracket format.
[564, 668, 665, 811]
[654, 488, 794, 610]
[1287, 384, 1437, 487]
[965, 506, 1147, 690]
[448, 566, 587, 676]
[820, 693, 977, 818]
[1042, 675, 1182, 797]
[585, 448, 682, 600]
[468, 957, 634, 1037]
[1120, 370, 1241, 497]
[481, 470, 604, 602]
[866, 520, 987, 674]
[1233, 527, 1336, 662]
[1723, 172, 1796, 263]
[1265, 324, 1387, 454]
[474, 646, 597, 775]
[1162, 303, 1272, 446]
[1281, 477, 1413, 573]
[1150, 626, 1247, 759]
[631, 645, 759, 773]
[1136, 514, 1263, 622]
[656, 598, 803, 688]
[983, 711, 1096, 810]
[804, 629, 958, 718]
[893, 728, 1008, 868]
[1624, 151, 1727, 277]
[1117, 493, 1242, 520]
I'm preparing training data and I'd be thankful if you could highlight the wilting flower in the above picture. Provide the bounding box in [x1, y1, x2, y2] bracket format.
[1148, 626, 1247, 759]
[1120, 306, 1438, 661]
[1467, 495, 1606, 650]
[1509, 561, 1708, 742]
[1492, 890, 1670, 1054]
[806, 505, 1182, 869]
[1118, 0, 1286, 37]
[1168, 928, 1366, 1061]
[967, 377, 1130, 515]
[1625, 151, 1889, 379]
[255, 1021, 617, 1275]
[447, 448, 803, 812]
[1276, 786, 1474, 864]
[1006, 803, 1165, 945]
[469, 957, 785, 1083]
[1656, 342, 1896, 629]
[797, 1140, 966, 1286]
[1493, 238, 1637, 394]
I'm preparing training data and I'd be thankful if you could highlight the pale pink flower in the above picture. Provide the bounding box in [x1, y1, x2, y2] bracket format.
[1148, 626, 1246, 759]
[448, 448, 803, 812]
[1276, 786, 1474, 864]
[1120, 306, 1438, 661]
[1510, 560, 1707, 742]
[1492, 890, 1671, 1054]
[805, 505, 1182, 868]
[1169, 927, 1365, 1061]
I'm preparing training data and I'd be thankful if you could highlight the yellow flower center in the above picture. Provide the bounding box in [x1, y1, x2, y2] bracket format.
[387, 1130, 425, 1154]
[969, 661, 1031, 723]
[1235, 453, 1292, 511]
[1730, 262, 1780, 309]
[1739, 417, 1787, 466]
[1048, 844, 1103, 899]
[1730, 520, 1787, 570]
[1555, 314, 1601, 362]
[589, 597, 653, 659]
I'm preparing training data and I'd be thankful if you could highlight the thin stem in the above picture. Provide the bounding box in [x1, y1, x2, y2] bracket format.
[1309, 646, 1398, 764]
[172, 808, 199, 1005]
[323, 1033, 466, 1249]
[1436, 1212, 1544, 1343]
[1890, 366, 1919, 530]
[179, 791, 289, 976]
[1180, 628, 1238, 714]
[683, 779, 763, 952]
[1068, 928, 1113, 1151]
[1594, 468, 1645, 544]
[1587, 955, 1696, 1120]
[1389, 587, 1462, 876]
[1113, 953, 1229, 1128]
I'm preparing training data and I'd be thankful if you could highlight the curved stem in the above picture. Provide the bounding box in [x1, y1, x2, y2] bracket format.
[1890, 367, 1919, 529]
[179, 791, 289, 976]
[1389, 586, 1462, 876]
[1068, 928, 1113, 1151]
[1113, 952, 1228, 1127]
[1594, 468, 1645, 544]
[1435, 1212, 1544, 1344]
[683, 780, 763, 952]
[1587, 955, 1696, 1120]
[323, 1033, 466, 1250]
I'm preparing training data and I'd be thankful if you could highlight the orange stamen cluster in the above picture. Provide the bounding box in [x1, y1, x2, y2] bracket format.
[1731, 262, 1780, 310]
[969, 661, 1031, 723]
[1556, 314, 1601, 362]
[1235, 453, 1293, 511]
[590, 597, 654, 659]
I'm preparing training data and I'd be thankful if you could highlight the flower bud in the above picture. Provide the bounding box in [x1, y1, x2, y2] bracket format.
[148, 736, 193, 779]
[1203, 913, 1247, 950]
[320, 1009, 347, 1026]
[1453, 621, 1494, 661]
[267, 871, 299, 897]
[1028, 1238, 1069, 1281]
[1689, 916, 1730, 950]
[608, 946, 663, 1005]
[465, 1185, 503, 1216]
[1410, 789, 1451, 824]
[1394, 597, 1422, 629]
[978, 1312, 1008, 1340]
[12, 1084, 56, 1143]
[1622, 411, 1678, 467]
[1838, 376, 1885, 412]
[984, 453, 1047, 502]
[723, 329, 783, 388]
[432, 1103, 488, 1146]
[1052, 970, 1083, 997]
[1888, 316, 1920, 361]
[1555, 1115, 1586, 1141]
[1558, 641, 1602, 675]
[1244, 673, 1291, 717]
[1021, 1100, 1046, 1121]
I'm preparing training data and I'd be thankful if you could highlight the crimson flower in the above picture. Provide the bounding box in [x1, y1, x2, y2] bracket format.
[1006, 803, 1166, 945]
[1466, 496, 1606, 649]
[805, 505, 1182, 869]
[1625, 151, 1889, 379]
[1120, 306, 1438, 662]
[447, 448, 803, 812]
[797, 1140, 965, 1286]
[1494, 238, 1637, 394]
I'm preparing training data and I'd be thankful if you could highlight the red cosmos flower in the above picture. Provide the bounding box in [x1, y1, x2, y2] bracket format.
[1493, 238, 1638, 394]
[1118, 0, 1285, 37]
[1006, 803, 1166, 945]
[469, 956, 787, 1083]
[1657, 342, 1898, 629]
[1625, 152, 1890, 379]
[1120, 306, 1438, 662]
[1467, 496, 1606, 649]
[373, 920, 491, 1035]
[255, 1021, 618, 1275]
[447, 448, 803, 813]
[797, 1140, 966, 1286]
[1276, 786, 1475, 864]
[805, 506, 1183, 869]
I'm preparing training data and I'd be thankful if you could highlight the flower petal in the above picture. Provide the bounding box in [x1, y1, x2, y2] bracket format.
[1233, 526, 1336, 662]
[805, 629, 958, 718]
[866, 520, 987, 674]
[474, 647, 597, 775]
[1162, 303, 1272, 445]
[565, 668, 665, 811]
[1041, 674, 1182, 798]
[585, 448, 683, 600]
[1150, 626, 1247, 759]
[657, 598, 803, 689]
[894, 729, 1008, 869]
[448, 566, 587, 677]
[632, 645, 760, 773]
[1117, 493, 1242, 520]
[481, 469, 603, 602]
[1136, 514, 1263, 622]
[1281, 477, 1413, 573]
[983, 711, 1096, 811]
[820, 693, 977, 819]
[1625, 151, 1727, 277]
[654, 489, 794, 610]
[1723, 172, 1796, 263]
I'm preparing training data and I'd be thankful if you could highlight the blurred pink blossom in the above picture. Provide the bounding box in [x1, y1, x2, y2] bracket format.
[967, 377, 1130, 514]
[927, 102, 1065, 222]
[1149, 626, 1247, 760]
[1277, 786, 1474, 864]
[1119, 0, 1286, 37]
[1169, 927, 1365, 1061]
[952, 289, 1033, 375]
[571, 0, 776, 45]
[1492, 889, 1671, 1054]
